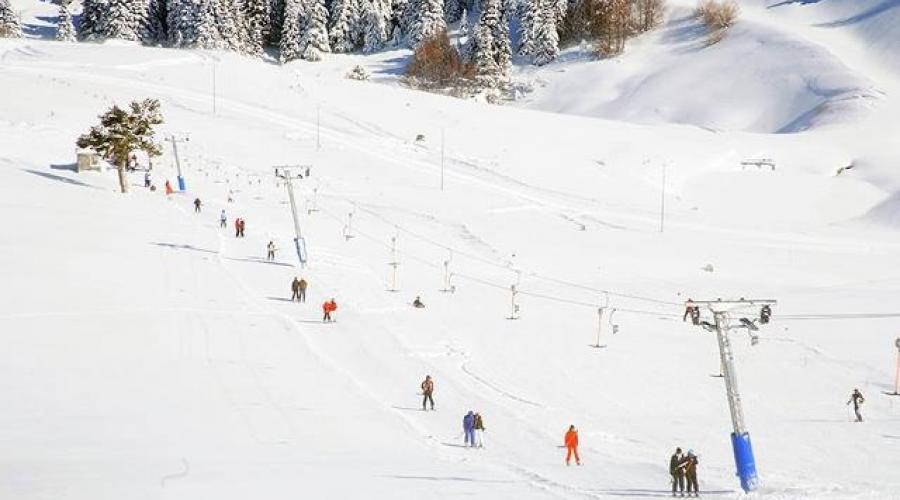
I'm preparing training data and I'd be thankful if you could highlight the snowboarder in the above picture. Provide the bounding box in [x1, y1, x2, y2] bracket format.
[670, 447, 687, 497]
[847, 388, 865, 422]
[463, 411, 476, 447]
[219, 210, 227, 228]
[565, 425, 581, 465]
[421, 375, 435, 411]
[194, 198, 202, 213]
[298, 278, 307, 303]
[322, 298, 337, 322]
[684, 450, 699, 497]
[144, 172, 151, 188]
[266, 241, 276, 261]
[412, 296, 425, 308]
[473, 412, 485, 448]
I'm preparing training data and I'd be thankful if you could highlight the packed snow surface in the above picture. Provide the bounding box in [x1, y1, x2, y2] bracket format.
[2, 1, 900, 499]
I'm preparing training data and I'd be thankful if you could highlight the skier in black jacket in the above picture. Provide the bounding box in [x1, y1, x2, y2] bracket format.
[670, 448, 687, 497]
[847, 389, 865, 422]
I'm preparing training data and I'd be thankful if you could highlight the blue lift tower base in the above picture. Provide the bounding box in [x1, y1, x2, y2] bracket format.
[731, 431, 759, 492]
[177, 176, 186, 192]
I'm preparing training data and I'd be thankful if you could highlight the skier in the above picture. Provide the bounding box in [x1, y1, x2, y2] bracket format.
[266, 241, 276, 261]
[219, 209, 227, 228]
[236, 218, 245, 237]
[670, 447, 687, 497]
[463, 411, 476, 447]
[412, 296, 425, 308]
[421, 375, 435, 411]
[234, 218, 242, 238]
[847, 388, 865, 422]
[684, 450, 699, 497]
[291, 277, 301, 302]
[144, 172, 151, 188]
[298, 278, 307, 303]
[322, 298, 337, 322]
[165, 180, 174, 196]
[683, 299, 697, 323]
[564, 425, 581, 465]
[473, 412, 485, 448]
[194, 198, 202, 213]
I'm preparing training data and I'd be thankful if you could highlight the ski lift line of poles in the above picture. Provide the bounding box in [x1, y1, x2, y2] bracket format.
[329, 199, 682, 308]
[316, 205, 680, 319]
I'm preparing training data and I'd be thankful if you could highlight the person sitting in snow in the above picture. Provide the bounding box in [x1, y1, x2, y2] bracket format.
[412, 296, 425, 308]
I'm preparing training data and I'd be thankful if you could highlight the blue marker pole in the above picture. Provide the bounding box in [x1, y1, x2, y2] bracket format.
[713, 310, 759, 493]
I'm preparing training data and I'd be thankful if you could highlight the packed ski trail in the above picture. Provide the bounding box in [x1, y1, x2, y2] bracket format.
[4, 1, 900, 498]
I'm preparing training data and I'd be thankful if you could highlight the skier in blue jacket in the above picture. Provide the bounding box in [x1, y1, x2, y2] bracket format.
[463, 411, 476, 447]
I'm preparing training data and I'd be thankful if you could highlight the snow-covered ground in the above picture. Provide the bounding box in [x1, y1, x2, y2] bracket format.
[2, 1, 900, 499]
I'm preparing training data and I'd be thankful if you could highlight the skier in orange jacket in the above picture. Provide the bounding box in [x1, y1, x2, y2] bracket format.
[565, 425, 581, 466]
[322, 298, 337, 322]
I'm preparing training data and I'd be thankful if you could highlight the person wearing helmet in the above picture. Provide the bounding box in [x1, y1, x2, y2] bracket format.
[670, 447, 687, 497]
[564, 425, 580, 466]
[847, 389, 865, 422]
[684, 450, 700, 497]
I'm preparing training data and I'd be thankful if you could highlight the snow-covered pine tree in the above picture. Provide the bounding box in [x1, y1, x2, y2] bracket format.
[492, 0, 511, 75]
[300, 0, 330, 60]
[517, 0, 536, 55]
[269, 0, 286, 45]
[361, 0, 388, 53]
[470, 21, 499, 87]
[444, 0, 462, 23]
[0, 0, 22, 38]
[167, 0, 246, 51]
[166, 0, 199, 47]
[531, 0, 558, 65]
[56, 0, 77, 41]
[213, 0, 247, 52]
[144, 0, 168, 44]
[279, 0, 303, 62]
[469, 0, 509, 77]
[329, 0, 360, 53]
[80, 0, 148, 41]
[243, 0, 272, 54]
[407, 0, 445, 48]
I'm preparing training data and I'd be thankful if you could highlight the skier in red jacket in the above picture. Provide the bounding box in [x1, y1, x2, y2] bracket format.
[322, 299, 337, 322]
[565, 425, 581, 466]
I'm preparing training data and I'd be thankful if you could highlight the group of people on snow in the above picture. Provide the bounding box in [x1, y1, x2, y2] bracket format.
[291, 277, 308, 303]
[234, 218, 246, 238]
[462, 410, 486, 448]
[670, 447, 700, 497]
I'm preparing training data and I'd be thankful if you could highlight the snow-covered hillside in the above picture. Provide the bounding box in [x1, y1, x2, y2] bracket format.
[2, 1, 900, 499]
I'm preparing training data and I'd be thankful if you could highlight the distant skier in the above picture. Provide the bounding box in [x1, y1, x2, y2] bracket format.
[564, 425, 580, 465]
[219, 209, 227, 228]
[291, 277, 301, 302]
[463, 411, 476, 447]
[412, 296, 425, 308]
[238, 218, 245, 237]
[670, 447, 687, 497]
[266, 241, 276, 261]
[194, 198, 202, 213]
[144, 172, 151, 188]
[473, 412, 485, 448]
[165, 180, 174, 196]
[847, 388, 865, 422]
[683, 299, 698, 324]
[322, 298, 337, 322]
[421, 375, 435, 411]
[298, 278, 307, 303]
[684, 450, 699, 497]
[235, 218, 242, 238]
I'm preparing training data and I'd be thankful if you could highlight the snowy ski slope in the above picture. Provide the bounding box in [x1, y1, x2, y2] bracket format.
[2, 1, 900, 499]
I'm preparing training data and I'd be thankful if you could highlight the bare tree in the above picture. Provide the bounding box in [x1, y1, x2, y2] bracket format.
[76, 100, 164, 194]
[696, 0, 739, 44]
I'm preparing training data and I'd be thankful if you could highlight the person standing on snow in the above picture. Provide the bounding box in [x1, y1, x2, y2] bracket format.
[670, 447, 688, 497]
[298, 278, 307, 303]
[565, 425, 581, 466]
[683, 299, 698, 323]
[473, 412, 485, 448]
[238, 218, 245, 237]
[266, 241, 276, 261]
[219, 210, 227, 228]
[291, 277, 301, 302]
[234, 218, 242, 238]
[847, 388, 865, 422]
[322, 298, 337, 322]
[420, 375, 435, 411]
[165, 180, 174, 196]
[144, 172, 151, 188]
[463, 411, 476, 447]
[193, 198, 202, 213]
[684, 450, 699, 497]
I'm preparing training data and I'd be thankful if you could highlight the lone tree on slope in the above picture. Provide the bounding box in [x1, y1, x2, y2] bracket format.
[77, 99, 164, 194]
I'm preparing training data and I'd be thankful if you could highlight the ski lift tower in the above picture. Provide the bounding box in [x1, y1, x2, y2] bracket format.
[274, 165, 311, 267]
[691, 298, 777, 493]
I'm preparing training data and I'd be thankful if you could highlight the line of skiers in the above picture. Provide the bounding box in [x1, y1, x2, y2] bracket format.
[670, 447, 700, 497]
